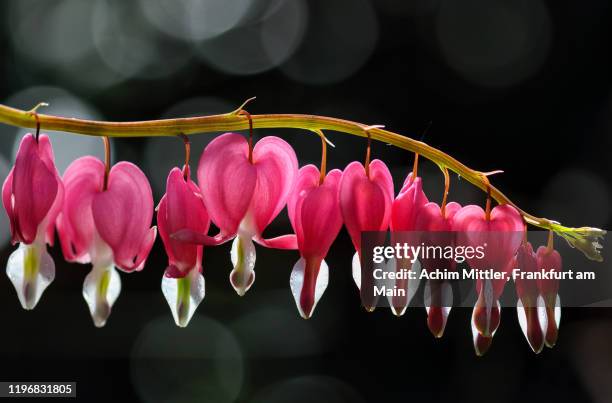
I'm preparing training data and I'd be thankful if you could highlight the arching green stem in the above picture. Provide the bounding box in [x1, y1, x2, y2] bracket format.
[0, 102, 604, 261]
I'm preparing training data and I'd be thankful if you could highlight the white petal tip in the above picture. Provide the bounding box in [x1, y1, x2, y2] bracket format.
[230, 269, 254, 296]
[83, 265, 121, 328]
[162, 269, 205, 328]
[290, 258, 329, 319]
[6, 243, 55, 310]
[351, 252, 361, 290]
[391, 306, 406, 317]
[230, 235, 256, 296]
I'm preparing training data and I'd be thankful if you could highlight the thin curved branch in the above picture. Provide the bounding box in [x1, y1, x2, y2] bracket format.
[0, 102, 605, 261]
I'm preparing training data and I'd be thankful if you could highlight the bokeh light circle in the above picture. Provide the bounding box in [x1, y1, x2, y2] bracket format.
[92, 0, 192, 80]
[279, 0, 378, 85]
[230, 304, 323, 358]
[436, 0, 552, 88]
[8, 0, 96, 67]
[140, 0, 252, 42]
[195, 0, 307, 76]
[7, 0, 123, 90]
[130, 315, 244, 403]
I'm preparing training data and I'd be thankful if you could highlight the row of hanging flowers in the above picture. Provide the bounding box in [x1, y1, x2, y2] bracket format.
[0, 102, 605, 356]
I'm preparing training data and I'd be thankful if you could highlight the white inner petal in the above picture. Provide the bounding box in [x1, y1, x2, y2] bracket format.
[162, 268, 205, 327]
[554, 294, 562, 328]
[6, 242, 55, 310]
[289, 257, 329, 319]
[83, 263, 121, 328]
[351, 252, 361, 290]
[230, 233, 256, 296]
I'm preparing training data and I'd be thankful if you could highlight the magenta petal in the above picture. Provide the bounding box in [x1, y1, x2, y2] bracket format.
[444, 201, 462, 221]
[515, 242, 539, 304]
[158, 168, 210, 274]
[249, 136, 298, 234]
[56, 156, 105, 263]
[171, 229, 233, 246]
[44, 181, 63, 247]
[254, 234, 298, 249]
[198, 133, 257, 236]
[369, 160, 395, 204]
[339, 160, 393, 253]
[2, 168, 15, 241]
[10, 134, 60, 244]
[391, 173, 428, 231]
[415, 201, 462, 232]
[36, 136, 64, 246]
[535, 245, 562, 297]
[132, 227, 157, 272]
[290, 167, 343, 259]
[32, 135, 64, 246]
[287, 164, 320, 240]
[92, 162, 156, 272]
[164, 264, 185, 279]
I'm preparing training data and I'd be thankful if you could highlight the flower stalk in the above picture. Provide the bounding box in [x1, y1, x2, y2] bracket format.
[440, 166, 450, 219]
[102, 137, 111, 190]
[0, 101, 605, 261]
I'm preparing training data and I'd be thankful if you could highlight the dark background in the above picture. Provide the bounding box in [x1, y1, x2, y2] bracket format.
[0, 0, 611, 402]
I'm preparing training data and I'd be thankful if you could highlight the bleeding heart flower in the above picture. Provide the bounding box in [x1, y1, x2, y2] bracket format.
[536, 244, 562, 348]
[386, 172, 429, 316]
[391, 173, 429, 232]
[453, 204, 524, 355]
[515, 242, 546, 353]
[414, 201, 462, 337]
[56, 156, 156, 327]
[339, 159, 394, 311]
[287, 165, 343, 319]
[174, 133, 298, 296]
[2, 133, 63, 310]
[157, 166, 210, 327]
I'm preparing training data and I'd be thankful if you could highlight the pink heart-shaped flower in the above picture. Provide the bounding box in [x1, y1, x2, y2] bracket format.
[287, 164, 343, 318]
[158, 167, 210, 277]
[3, 134, 63, 245]
[197, 132, 298, 243]
[92, 162, 157, 272]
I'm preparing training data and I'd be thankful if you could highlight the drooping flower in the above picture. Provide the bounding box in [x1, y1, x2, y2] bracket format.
[339, 159, 394, 311]
[453, 204, 524, 355]
[391, 173, 429, 232]
[414, 200, 462, 337]
[514, 242, 546, 353]
[535, 243, 562, 348]
[56, 156, 156, 327]
[2, 133, 63, 309]
[174, 133, 298, 296]
[287, 165, 343, 319]
[157, 166, 210, 327]
[388, 172, 429, 316]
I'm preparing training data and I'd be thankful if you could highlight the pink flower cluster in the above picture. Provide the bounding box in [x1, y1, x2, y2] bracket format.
[2, 132, 562, 355]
